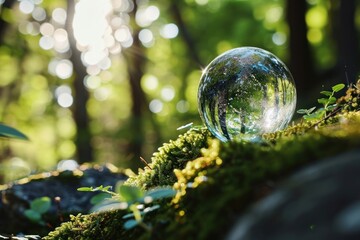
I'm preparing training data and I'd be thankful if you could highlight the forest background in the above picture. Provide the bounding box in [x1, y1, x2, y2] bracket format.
[0, 0, 358, 183]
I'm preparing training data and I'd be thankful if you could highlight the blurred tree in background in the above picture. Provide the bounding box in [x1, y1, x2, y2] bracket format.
[0, 0, 358, 183]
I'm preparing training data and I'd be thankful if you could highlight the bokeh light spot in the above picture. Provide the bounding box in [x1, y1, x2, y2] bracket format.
[39, 36, 55, 50]
[161, 86, 175, 101]
[32, 7, 46, 21]
[149, 99, 163, 113]
[55, 59, 73, 79]
[272, 32, 286, 46]
[142, 74, 158, 91]
[307, 28, 323, 44]
[160, 23, 179, 39]
[84, 75, 101, 90]
[306, 6, 327, 28]
[57, 159, 79, 171]
[40, 22, 54, 36]
[139, 29, 154, 47]
[176, 100, 190, 113]
[52, 8, 67, 25]
[19, 0, 35, 14]
[265, 6, 282, 23]
[57, 93, 73, 108]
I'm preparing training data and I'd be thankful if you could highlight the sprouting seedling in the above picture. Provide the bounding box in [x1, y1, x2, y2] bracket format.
[78, 183, 176, 232]
[297, 83, 345, 121]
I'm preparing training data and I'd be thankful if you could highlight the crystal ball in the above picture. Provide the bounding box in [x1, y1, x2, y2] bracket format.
[198, 47, 297, 142]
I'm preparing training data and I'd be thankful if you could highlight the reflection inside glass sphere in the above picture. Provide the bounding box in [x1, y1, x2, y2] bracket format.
[198, 47, 297, 142]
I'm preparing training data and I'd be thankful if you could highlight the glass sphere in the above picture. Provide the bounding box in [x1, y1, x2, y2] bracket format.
[198, 47, 297, 142]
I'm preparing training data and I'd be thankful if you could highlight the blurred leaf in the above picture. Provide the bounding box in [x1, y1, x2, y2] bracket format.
[327, 104, 337, 111]
[123, 219, 138, 230]
[90, 193, 111, 205]
[328, 97, 336, 104]
[332, 83, 345, 92]
[317, 98, 328, 105]
[304, 109, 325, 120]
[94, 185, 112, 192]
[320, 91, 332, 96]
[143, 205, 160, 214]
[118, 185, 144, 202]
[30, 197, 51, 214]
[145, 188, 176, 201]
[297, 107, 316, 115]
[0, 123, 28, 140]
[296, 109, 308, 114]
[24, 209, 41, 222]
[77, 187, 93, 192]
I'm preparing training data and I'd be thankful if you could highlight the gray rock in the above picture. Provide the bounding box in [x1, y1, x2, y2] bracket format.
[226, 149, 360, 240]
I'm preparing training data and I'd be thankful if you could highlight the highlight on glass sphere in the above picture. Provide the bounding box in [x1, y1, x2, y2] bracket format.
[197, 47, 297, 142]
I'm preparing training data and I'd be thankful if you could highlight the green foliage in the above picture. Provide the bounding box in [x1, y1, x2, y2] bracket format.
[78, 182, 176, 232]
[125, 127, 210, 189]
[297, 83, 345, 120]
[0, 123, 28, 140]
[44, 83, 360, 239]
[24, 197, 51, 225]
[45, 107, 360, 239]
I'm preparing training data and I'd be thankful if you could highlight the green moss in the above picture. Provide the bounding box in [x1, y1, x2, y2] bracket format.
[45, 82, 360, 239]
[125, 128, 210, 189]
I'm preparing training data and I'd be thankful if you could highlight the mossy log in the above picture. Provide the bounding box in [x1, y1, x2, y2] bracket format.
[44, 83, 360, 239]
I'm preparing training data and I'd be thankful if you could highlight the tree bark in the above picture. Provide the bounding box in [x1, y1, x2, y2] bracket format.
[66, 0, 93, 163]
[0, 0, 16, 45]
[337, 0, 359, 84]
[286, 0, 315, 98]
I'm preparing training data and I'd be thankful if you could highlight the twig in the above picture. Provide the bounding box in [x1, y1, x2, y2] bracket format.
[140, 157, 152, 170]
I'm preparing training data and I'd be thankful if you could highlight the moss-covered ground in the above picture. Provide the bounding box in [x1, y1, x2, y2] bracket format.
[44, 82, 360, 240]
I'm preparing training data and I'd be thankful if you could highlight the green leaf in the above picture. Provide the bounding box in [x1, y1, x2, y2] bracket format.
[77, 187, 93, 192]
[327, 104, 337, 111]
[296, 109, 308, 114]
[0, 123, 28, 140]
[307, 107, 317, 114]
[328, 97, 336, 104]
[304, 109, 325, 120]
[320, 91, 332, 96]
[90, 193, 111, 205]
[143, 205, 160, 214]
[317, 98, 328, 105]
[123, 219, 138, 230]
[297, 107, 316, 115]
[24, 209, 42, 222]
[332, 83, 345, 92]
[95, 185, 112, 192]
[144, 188, 176, 201]
[118, 185, 144, 202]
[30, 197, 51, 214]
[122, 212, 135, 219]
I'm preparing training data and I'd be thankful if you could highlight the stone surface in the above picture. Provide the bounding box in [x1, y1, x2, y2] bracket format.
[226, 149, 360, 240]
[0, 164, 127, 235]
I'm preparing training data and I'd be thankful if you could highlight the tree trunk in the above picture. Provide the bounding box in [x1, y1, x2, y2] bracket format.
[66, 0, 93, 163]
[286, 0, 315, 100]
[0, 0, 16, 45]
[337, 0, 359, 84]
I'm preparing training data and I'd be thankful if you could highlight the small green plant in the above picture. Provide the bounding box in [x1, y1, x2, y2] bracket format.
[297, 83, 345, 121]
[24, 196, 51, 225]
[0, 123, 28, 140]
[78, 183, 176, 232]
